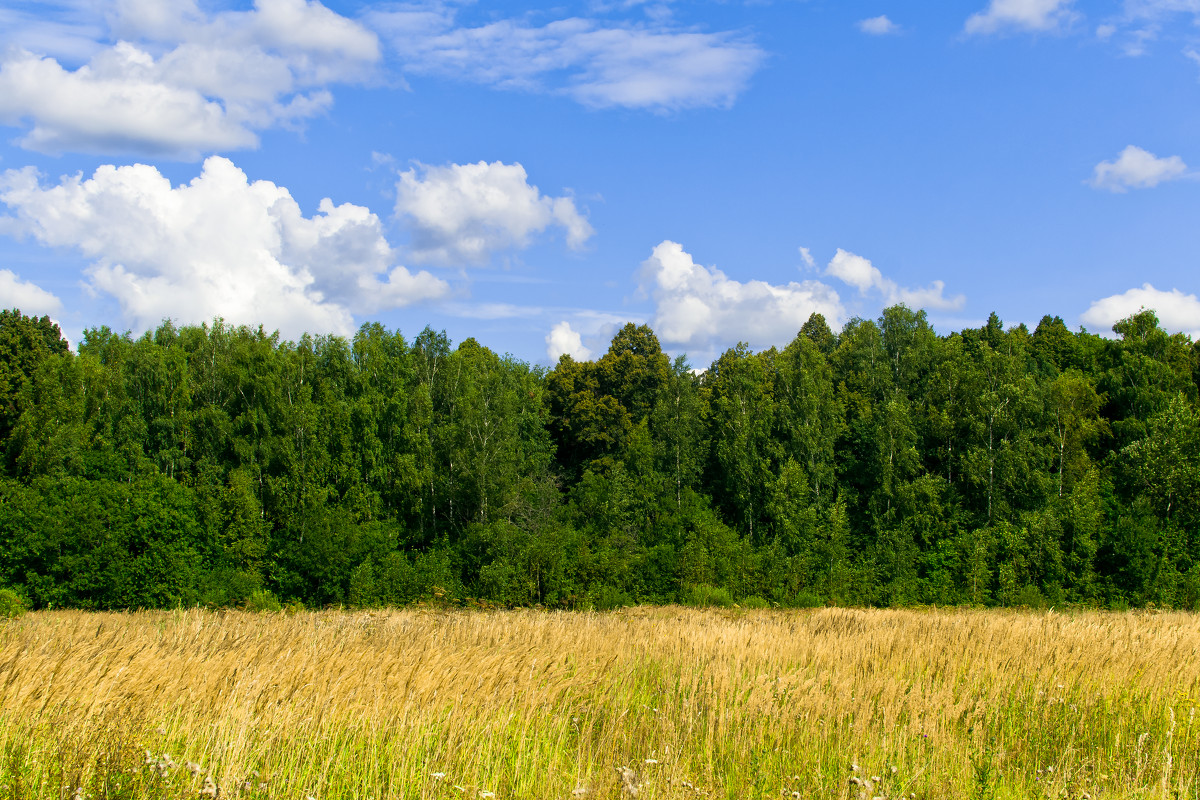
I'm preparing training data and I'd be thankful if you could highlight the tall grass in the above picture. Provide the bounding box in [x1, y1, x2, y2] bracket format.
[1, 607, 1197, 799]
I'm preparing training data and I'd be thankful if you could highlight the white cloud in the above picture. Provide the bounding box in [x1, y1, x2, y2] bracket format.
[1122, 0, 1200, 19]
[825, 249, 965, 311]
[1082, 283, 1200, 339]
[371, 8, 765, 111]
[965, 0, 1078, 34]
[825, 249, 879, 293]
[0, 0, 379, 158]
[0, 269, 63, 316]
[0, 46, 259, 157]
[1088, 145, 1188, 191]
[798, 246, 816, 268]
[0, 156, 447, 338]
[639, 240, 844, 356]
[439, 302, 544, 320]
[395, 161, 593, 266]
[858, 15, 900, 35]
[546, 321, 593, 361]
[1091, 2, 1200, 57]
[0, 3, 108, 63]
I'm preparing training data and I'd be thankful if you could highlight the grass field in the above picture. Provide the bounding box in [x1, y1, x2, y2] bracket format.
[1, 606, 1197, 800]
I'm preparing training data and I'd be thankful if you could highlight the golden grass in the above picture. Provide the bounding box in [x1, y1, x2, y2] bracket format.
[1, 606, 1198, 799]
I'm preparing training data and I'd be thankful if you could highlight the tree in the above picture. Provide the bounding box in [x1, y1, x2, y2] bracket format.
[1102, 309, 1195, 446]
[1031, 315, 1078, 375]
[775, 333, 840, 508]
[597, 323, 672, 425]
[545, 355, 630, 481]
[445, 339, 552, 530]
[651, 355, 705, 509]
[800, 312, 837, 356]
[1045, 370, 1105, 498]
[0, 309, 69, 460]
[703, 344, 776, 543]
[1120, 393, 1200, 534]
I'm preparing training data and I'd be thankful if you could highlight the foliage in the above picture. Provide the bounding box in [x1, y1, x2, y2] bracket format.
[243, 588, 282, 613]
[0, 587, 27, 618]
[0, 304, 1196, 610]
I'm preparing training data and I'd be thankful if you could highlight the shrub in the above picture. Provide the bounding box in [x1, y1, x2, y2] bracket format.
[791, 589, 824, 608]
[688, 583, 733, 608]
[0, 588, 28, 618]
[594, 585, 634, 611]
[244, 589, 282, 613]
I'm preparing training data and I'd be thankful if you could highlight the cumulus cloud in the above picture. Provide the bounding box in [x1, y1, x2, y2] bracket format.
[1088, 145, 1189, 192]
[639, 240, 843, 355]
[0, 269, 62, 316]
[0, 156, 447, 338]
[0, 45, 259, 157]
[858, 15, 901, 35]
[395, 161, 593, 266]
[0, 0, 380, 158]
[825, 249, 965, 311]
[965, 0, 1079, 34]
[371, 7, 765, 111]
[1082, 283, 1200, 339]
[546, 321, 593, 361]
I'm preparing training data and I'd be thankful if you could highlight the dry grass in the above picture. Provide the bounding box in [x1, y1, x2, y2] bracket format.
[1, 606, 1198, 799]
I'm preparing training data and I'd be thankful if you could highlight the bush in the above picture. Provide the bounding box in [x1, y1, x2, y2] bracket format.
[593, 585, 634, 611]
[0, 588, 29, 618]
[740, 595, 770, 609]
[198, 568, 263, 608]
[283, 598, 307, 615]
[791, 589, 824, 608]
[688, 583, 733, 608]
[244, 589, 282, 613]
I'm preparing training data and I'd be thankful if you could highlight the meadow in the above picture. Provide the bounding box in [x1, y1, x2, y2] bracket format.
[0, 606, 1197, 800]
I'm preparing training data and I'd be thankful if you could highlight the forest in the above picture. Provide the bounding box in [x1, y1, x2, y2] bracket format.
[1, 305, 1198, 611]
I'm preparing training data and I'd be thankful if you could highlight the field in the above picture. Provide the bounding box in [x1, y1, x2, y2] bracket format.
[1, 607, 1197, 800]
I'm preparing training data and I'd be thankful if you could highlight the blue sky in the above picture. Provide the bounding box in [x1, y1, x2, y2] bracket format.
[0, 0, 1198, 367]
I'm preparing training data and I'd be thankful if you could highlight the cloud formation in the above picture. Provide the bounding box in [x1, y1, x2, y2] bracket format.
[825, 249, 965, 311]
[371, 7, 765, 111]
[639, 240, 843, 355]
[1090, 1, 1200, 57]
[965, 0, 1078, 35]
[1088, 145, 1188, 192]
[395, 161, 593, 266]
[546, 320, 593, 361]
[858, 16, 901, 35]
[0, 269, 62, 317]
[0, 0, 380, 158]
[1082, 283, 1200, 339]
[0, 156, 447, 338]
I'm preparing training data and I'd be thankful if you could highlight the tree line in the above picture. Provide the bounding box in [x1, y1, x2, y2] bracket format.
[1, 305, 1198, 610]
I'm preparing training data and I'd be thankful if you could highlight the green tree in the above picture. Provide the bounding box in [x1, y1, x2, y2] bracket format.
[703, 344, 776, 542]
[1101, 309, 1195, 446]
[0, 309, 69, 462]
[775, 332, 840, 508]
[1045, 370, 1105, 498]
[651, 355, 705, 509]
[799, 312, 837, 357]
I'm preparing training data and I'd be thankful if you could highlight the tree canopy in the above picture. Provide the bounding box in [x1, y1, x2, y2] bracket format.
[2, 305, 1198, 610]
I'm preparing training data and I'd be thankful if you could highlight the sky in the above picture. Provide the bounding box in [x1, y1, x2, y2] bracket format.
[0, 0, 1198, 368]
